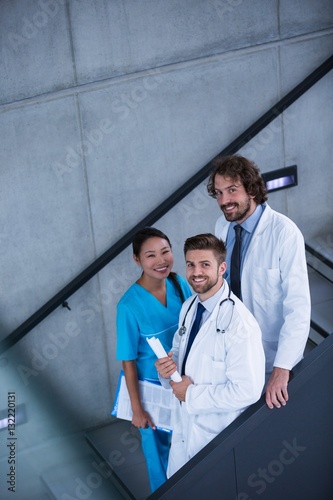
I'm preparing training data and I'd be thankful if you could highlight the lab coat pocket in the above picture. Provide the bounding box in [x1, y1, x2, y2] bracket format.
[253, 267, 282, 304]
[189, 353, 214, 384]
[189, 418, 218, 458]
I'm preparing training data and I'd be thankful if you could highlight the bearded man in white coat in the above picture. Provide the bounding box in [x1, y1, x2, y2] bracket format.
[155, 233, 265, 477]
[207, 155, 311, 410]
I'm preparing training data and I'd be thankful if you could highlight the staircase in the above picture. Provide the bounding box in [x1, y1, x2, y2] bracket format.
[77, 233, 333, 500]
[306, 233, 333, 345]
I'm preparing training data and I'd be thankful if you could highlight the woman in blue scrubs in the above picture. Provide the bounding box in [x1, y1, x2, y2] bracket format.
[116, 227, 192, 492]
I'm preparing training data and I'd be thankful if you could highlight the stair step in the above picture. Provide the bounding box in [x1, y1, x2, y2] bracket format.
[85, 419, 150, 500]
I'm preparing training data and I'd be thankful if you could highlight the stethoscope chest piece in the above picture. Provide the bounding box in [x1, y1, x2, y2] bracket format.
[178, 296, 197, 336]
[178, 325, 187, 336]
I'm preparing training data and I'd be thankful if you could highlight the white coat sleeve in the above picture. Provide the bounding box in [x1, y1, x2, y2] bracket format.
[273, 226, 311, 369]
[185, 310, 265, 414]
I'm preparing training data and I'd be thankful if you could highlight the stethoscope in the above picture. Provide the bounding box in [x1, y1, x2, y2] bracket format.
[178, 287, 235, 336]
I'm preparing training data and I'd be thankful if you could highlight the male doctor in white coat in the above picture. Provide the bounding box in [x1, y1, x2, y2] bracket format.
[155, 233, 265, 477]
[207, 155, 311, 410]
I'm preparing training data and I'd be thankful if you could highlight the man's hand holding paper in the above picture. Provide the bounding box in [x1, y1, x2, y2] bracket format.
[155, 354, 193, 402]
[155, 353, 178, 380]
[147, 336, 182, 382]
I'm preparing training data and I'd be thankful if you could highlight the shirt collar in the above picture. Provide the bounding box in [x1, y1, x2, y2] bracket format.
[231, 203, 265, 234]
[199, 282, 226, 314]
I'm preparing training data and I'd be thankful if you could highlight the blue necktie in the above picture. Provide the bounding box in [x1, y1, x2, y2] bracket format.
[181, 303, 205, 375]
[230, 224, 243, 299]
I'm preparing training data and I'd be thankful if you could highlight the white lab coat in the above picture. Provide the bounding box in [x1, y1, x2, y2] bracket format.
[215, 203, 311, 375]
[160, 283, 265, 477]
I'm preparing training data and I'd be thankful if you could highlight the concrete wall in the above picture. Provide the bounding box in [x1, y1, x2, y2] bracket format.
[0, 0, 333, 496]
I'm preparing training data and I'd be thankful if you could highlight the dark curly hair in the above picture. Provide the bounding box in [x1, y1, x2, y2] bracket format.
[207, 155, 268, 204]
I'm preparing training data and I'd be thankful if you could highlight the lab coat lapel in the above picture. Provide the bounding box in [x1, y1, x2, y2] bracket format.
[184, 285, 229, 368]
[219, 221, 230, 242]
[178, 297, 199, 370]
[243, 204, 271, 266]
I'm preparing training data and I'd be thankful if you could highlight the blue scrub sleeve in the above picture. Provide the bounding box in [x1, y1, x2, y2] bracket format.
[116, 302, 140, 361]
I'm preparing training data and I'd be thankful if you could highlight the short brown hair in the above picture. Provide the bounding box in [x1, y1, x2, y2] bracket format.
[184, 233, 226, 265]
[207, 155, 268, 204]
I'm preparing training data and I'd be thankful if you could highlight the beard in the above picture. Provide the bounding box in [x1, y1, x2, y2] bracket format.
[189, 274, 219, 295]
[220, 195, 252, 222]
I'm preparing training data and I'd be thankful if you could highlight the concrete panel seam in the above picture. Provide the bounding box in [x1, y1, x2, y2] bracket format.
[1, 28, 333, 114]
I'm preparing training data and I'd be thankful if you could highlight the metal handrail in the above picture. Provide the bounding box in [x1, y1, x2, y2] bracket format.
[1, 54, 332, 354]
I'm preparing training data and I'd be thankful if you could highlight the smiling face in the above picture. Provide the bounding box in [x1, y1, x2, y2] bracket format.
[133, 236, 174, 281]
[185, 249, 226, 301]
[214, 174, 257, 223]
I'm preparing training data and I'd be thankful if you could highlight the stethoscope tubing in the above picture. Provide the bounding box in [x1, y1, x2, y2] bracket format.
[178, 288, 235, 337]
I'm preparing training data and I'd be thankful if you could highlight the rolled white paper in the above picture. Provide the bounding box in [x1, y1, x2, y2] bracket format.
[146, 337, 182, 382]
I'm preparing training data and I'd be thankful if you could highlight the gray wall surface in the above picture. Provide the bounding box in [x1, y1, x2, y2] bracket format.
[0, 0, 333, 497]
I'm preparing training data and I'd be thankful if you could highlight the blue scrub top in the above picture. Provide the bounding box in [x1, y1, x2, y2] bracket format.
[116, 275, 192, 381]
